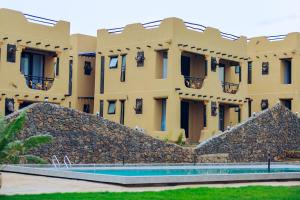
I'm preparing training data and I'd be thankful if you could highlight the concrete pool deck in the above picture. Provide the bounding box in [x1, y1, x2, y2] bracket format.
[1, 172, 300, 195]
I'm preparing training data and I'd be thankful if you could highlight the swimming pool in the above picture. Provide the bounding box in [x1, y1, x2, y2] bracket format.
[3, 164, 300, 185]
[71, 167, 300, 176]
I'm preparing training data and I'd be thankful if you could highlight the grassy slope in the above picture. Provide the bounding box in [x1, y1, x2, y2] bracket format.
[1, 186, 300, 200]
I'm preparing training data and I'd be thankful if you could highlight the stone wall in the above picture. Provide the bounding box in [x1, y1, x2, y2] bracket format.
[6, 103, 300, 163]
[9, 103, 193, 164]
[195, 104, 300, 162]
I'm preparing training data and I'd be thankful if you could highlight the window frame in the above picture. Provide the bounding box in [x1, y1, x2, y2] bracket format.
[109, 56, 118, 69]
[120, 54, 126, 82]
[107, 100, 116, 114]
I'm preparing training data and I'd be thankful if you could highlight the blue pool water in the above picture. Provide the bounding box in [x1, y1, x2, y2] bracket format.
[71, 167, 300, 176]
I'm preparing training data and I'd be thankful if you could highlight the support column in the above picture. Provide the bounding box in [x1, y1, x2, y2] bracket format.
[200, 100, 219, 141]
[166, 93, 182, 141]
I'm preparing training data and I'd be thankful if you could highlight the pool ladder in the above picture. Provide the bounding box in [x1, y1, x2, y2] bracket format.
[51, 155, 72, 168]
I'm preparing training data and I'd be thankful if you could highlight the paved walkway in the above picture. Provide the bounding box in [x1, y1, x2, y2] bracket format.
[1, 172, 300, 195]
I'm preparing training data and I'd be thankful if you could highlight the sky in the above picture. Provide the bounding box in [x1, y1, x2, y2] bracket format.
[1, 0, 300, 38]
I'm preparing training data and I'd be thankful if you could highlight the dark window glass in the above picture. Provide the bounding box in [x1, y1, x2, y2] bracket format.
[100, 56, 105, 94]
[84, 61, 92, 75]
[135, 98, 143, 114]
[281, 99, 292, 110]
[55, 57, 60, 76]
[83, 104, 90, 113]
[7, 44, 16, 63]
[68, 60, 73, 95]
[120, 55, 126, 82]
[136, 51, 145, 67]
[120, 100, 125, 125]
[261, 99, 269, 110]
[99, 100, 104, 117]
[248, 61, 252, 84]
[262, 62, 269, 75]
[211, 57, 217, 72]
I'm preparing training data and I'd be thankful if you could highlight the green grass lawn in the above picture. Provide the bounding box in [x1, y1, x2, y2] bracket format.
[1, 186, 300, 200]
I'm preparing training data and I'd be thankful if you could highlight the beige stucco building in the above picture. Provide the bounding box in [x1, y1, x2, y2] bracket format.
[1, 8, 298, 143]
[0, 8, 71, 116]
[93, 18, 249, 142]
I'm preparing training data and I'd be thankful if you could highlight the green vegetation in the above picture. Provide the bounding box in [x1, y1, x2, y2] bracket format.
[176, 131, 185, 146]
[1, 186, 299, 200]
[0, 112, 53, 164]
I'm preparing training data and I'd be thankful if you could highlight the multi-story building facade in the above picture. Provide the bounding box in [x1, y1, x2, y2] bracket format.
[94, 18, 249, 142]
[247, 33, 300, 114]
[1, 8, 299, 143]
[0, 8, 71, 116]
[69, 34, 96, 113]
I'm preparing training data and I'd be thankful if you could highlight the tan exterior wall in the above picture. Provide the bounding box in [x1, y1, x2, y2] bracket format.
[248, 33, 300, 114]
[70, 34, 96, 113]
[1, 8, 298, 143]
[94, 18, 248, 142]
[0, 8, 70, 115]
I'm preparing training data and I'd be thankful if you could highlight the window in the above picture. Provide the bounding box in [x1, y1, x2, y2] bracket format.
[156, 51, 168, 79]
[136, 51, 145, 67]
[247, 61, 252, 84]
[135, 98, 143, 114]
[99, 100, 104, 117]
[55, 57, 60, 76]
[262, 62, 269, 75]
[120, 100, 125, 125]
[109, 56, 118, 68]
[68, 60, 73, 96]
[204, 59, 208, 76]
[203, 104, 207, 127]
[83, 104, 90, 113]
[280, 99, 292, 110]
[7, 44, 16, 63]
[108, 101, 116, 114]
[281, 59, 291, 84]
[261, 99, 268, 110]
[235, 65, 242, 82]
[162, 52, 168, 79]
[120, 55, 126, 82]
[84, 61, 92, 75]
[100, 56, 105, 94]
[211, 57, 217, 72]
[161, 99, 167, 131]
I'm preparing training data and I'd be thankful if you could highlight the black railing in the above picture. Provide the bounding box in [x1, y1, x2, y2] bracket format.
[184, 21, 240, 41]
[222, 81, 239, 94]
[24, 75, 54, 91]
[107, 20, 162, 34]
[266, 34, 287, 41]
[184, 76, 205, 89]
[23, 13, 58, 26]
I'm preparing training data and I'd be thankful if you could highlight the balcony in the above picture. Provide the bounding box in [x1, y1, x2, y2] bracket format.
[222, 81, 239, 94]
[25, 75, 54, 91]
[184, 76, 204, 89]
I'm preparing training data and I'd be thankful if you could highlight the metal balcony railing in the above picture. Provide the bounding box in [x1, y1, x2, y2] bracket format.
[184, 76, 205, 89]
[23, 13, 58, 26]
[221, 81, 239, 94]
[24, 75, 54, 91]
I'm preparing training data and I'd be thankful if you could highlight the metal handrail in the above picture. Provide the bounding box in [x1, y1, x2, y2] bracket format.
[184, 76, 205, 89]
[51, 155, 60, 168]
[221, 81, 239, 94]
[24, 75, 54, 91]
[63, 155, 72, 168]
[23, 13, 58, 26]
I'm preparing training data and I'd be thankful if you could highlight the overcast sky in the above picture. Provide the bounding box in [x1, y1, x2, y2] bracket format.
[1, 0, 300, 37]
